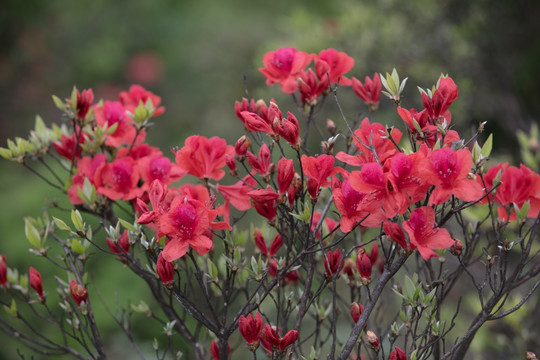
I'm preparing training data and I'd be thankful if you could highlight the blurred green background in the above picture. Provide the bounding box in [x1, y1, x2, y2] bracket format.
[1, 0, 539, 358]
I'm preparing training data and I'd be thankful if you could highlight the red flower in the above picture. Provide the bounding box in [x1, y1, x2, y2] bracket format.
[262, 324, 299, 353]
[336, 118, 402, 166]
[106, 230, 131, 255]
[352, 73, 382, 111]
[29, 267, 43, 298]
[424, 147, 484, 205]
[356, 250, 373, 283]
[403, 207, 454, 260]
[238, 312, 264, 346]
[277, 157, 294, 195]
[94, 157, 141, 201]
[311, 211, 339, 238]
[482, 163, 540, 220]
[324, 249, 344, 278]
[332, 177, 385, 232]
[315, 48, 354, 86]
[218, 174, 257, 212]
[160, 197, 227, 261]
[298, 68, 328, 105]
[68, 154, 107, 205]
[70, 280, 88, 306]
[137, 179, 166, 225]
[386, 151, 431, 210]
[301, 154, 342, 199]
[259, 47, 312, 94]
[76, 88, 94, 119]
[390, 346, 407, 360]
[210, 339, 230, 360]
[350, 302, 364, 323]
[248, 188, 279, 221]
[52, 130, 86, 161]
[274, 112, 300, 147]
[137, 154, 186, 192]
[0, 255, 7, 287]
[156, 253, 174, 285]
[175, 135, 234, 181]
[118, 84, 165, 116]
[234, 98, 258, 123]
[421, 76, 458, 124]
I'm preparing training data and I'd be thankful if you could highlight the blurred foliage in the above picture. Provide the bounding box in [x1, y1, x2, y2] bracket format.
[1, 0, 539, 358]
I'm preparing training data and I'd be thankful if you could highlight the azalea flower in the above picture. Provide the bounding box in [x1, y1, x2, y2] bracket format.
[259, 47, 312, 94]
[315, 48, 354, 85]
[403, 206, 454, 260]
[352, 73, 382, 111]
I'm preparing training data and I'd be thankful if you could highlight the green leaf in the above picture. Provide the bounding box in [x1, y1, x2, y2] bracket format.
[71, 239, 85, 255]
[207, 259, 218, 281]
[71, 210, 84, 232]
[3, 299, 17, 317]
[0, 147, 12, 160]
[25, 218, 42, 249]
[52, 95, 66, 111]
[53, 217, 71, 232]
[481, 134, 493, 158]
[70, 87, 78, 112]
[119, 219, 137, 232]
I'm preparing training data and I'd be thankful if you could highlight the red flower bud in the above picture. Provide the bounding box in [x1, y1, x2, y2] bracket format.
[450, 238, 463, 256]
[225, 154, 237, 175]
[0, 255, 7, 287]
[262, 324, 298, 353]
[254, 229, 268, 256]
[350, 302, 364, 323]
[356, 250, 373, 283]
[324, 249, 344, 278]
[70, 280, 88, 306]
[106, 230, 131, 255]
[76, 89, 94, 119]
[307, 177, 319, 199]
[269, 234, 283, 258]
[383, 221, 408, 249]
[156, 253, 175, 286]
[210, 339, 230, 360]
[29, 267, 43, 298]
[234, 135, 251, 160]
[238, 312, 264, 348]
[390, 346, 407, 360]
[343, 258, 356, 279]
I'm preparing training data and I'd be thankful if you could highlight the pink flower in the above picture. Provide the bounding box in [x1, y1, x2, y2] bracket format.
[259, 47, 312, 93]
[175, 135, 234, 181]
[94, 157, 141, 201]
[118, 84, 164, 116]
[315, 48, 354, 85]
[94, 101, 146, 147]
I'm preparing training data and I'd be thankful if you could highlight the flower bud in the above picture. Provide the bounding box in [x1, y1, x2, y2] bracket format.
[326, 119, 336, 136]
[356, 251, 373, 284]
[235, 135, 251, 160]
[156, 254, 175, 286]
[343, 258, 356, 280]
[365, 330, 379, 351]
[350, 302, 364, 323]
[450, 238, 463, 256]
[225, 154, 237, 176]
[70, 280, 88, 306]
[0, 255, 7, 287]
[324, 249, 344, 278]
[389, 346, 407, 360]
[29, 267, 44, 299]
[526, 352, 538, 360]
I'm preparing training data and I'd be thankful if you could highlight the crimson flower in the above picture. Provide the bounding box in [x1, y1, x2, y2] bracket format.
[0, 255, 7, 287]
[254, 229, 283, 258]
[238, 312, 264, 347]
[403, 207, 454, 260]
[259, 47, 312, 94]
[234, 98, 258, 123]
[350, 302, 364, 323]
[118, 84, 164, 116]
[160, 197, 229, 261]
[356, 250, 373, 283]
[29, 267, 43, 299]
[94, 157, 141, 201]
[67, 154, 107, 205]
[70, 280, 88, 306]
[424, 147, 484, 205]
[315, 48, 354, 85]
[262, 324, 299, 353]
[218, 174, 257, 214]
[352, 73, 382, 111]
[52, 130, 86, 161]
[390, 346, 407, 360]
[175, 135, 234, 181]
[156, 253, 174, 286]
[324, 249, 344, 278]
[137, 154, 186, 193]
[301, 154, 342, 199]
[274, 112, 300, 147]
[248, 188, 279, 221]
[298, 68, 328, 106]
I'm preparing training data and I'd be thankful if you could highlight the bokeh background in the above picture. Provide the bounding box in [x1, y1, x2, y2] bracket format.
[1, 0, 539, 358]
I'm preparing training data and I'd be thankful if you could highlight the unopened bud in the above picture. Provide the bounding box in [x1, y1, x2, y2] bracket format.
[526, 352, 538, 360]
[326, 119, 336, 136]
[365, 330, 379, 351]
[450, 239, 463, 256]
